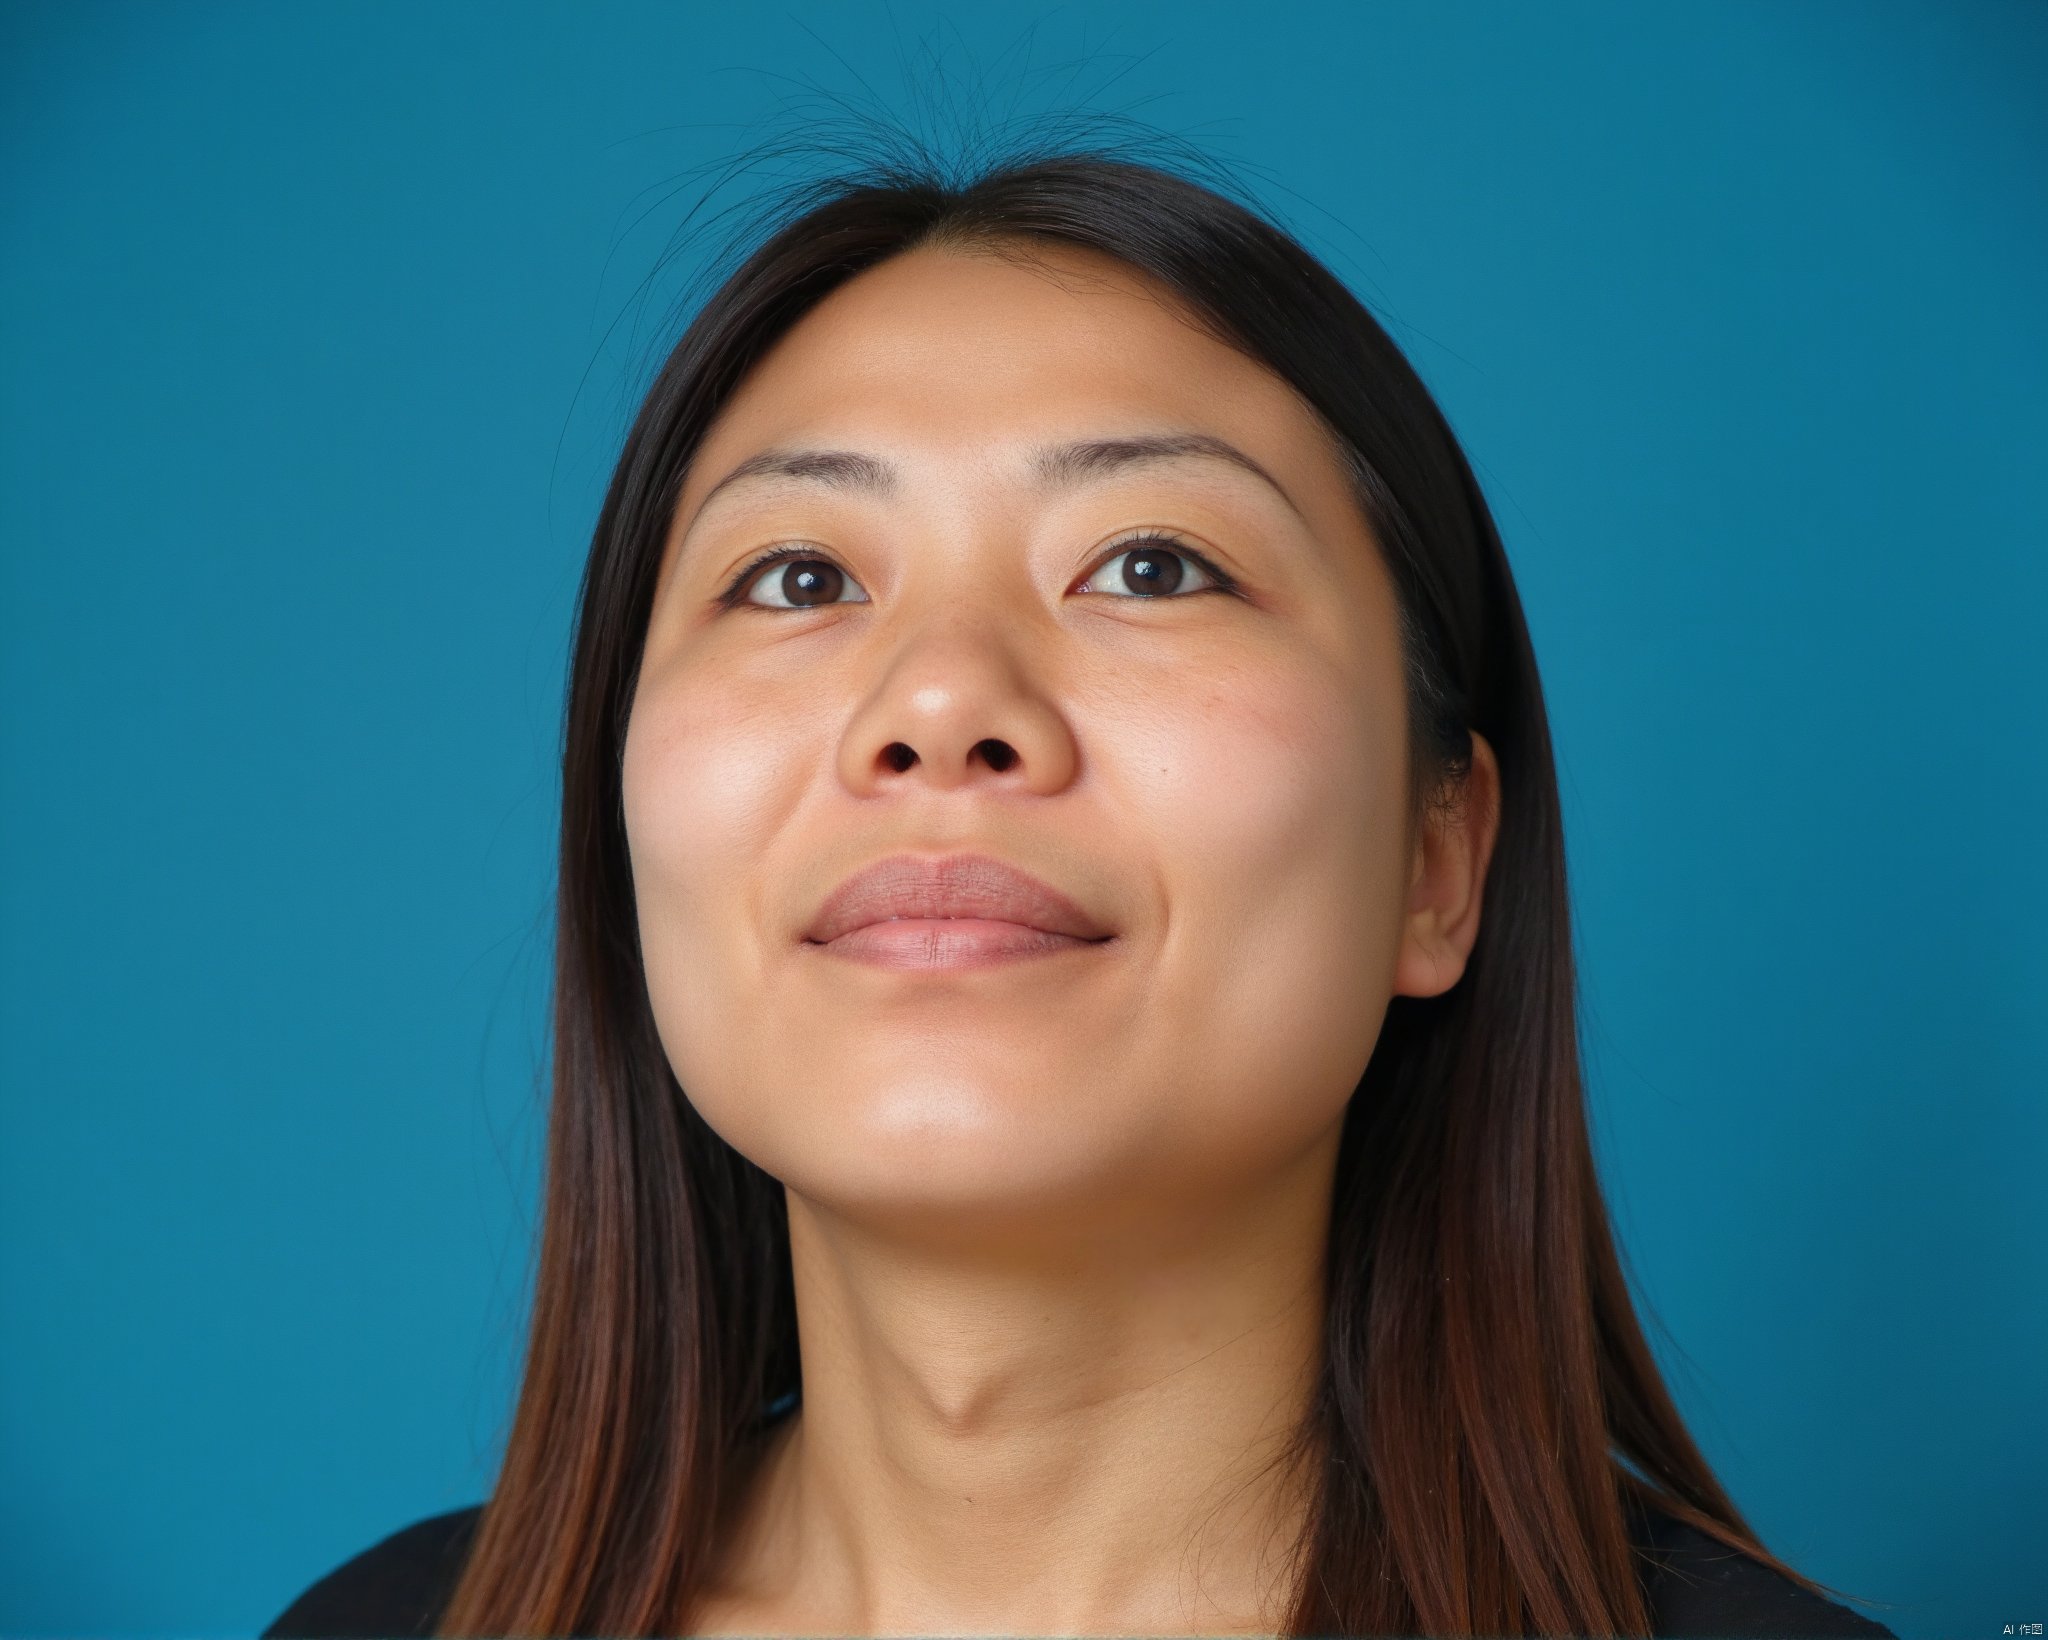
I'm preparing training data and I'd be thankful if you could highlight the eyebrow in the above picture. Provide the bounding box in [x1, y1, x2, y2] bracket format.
[682, 430, 1307, 539]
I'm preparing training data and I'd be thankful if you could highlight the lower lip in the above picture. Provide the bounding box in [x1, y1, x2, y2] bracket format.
[808, 918, 1110, 969]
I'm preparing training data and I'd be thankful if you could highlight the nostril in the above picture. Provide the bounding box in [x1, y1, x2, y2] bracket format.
[884, 743, 916, 772]
[978, 740, 1017, 772]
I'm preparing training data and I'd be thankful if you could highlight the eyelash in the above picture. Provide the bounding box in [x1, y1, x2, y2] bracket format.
[714, 530, 1239, 611]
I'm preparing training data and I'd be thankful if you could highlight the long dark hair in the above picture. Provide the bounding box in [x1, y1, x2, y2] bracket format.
[440, 131, 1843, 1636]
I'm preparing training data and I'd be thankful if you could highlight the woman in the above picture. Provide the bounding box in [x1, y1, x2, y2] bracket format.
[266, 141, 1898, 1638]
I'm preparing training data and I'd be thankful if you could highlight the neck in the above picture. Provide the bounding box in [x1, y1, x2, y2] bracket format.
[709, 1141, 1339, 1636]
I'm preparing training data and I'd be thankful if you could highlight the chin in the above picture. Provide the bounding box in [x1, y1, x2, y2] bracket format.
[752, 1089, 1147, 1232]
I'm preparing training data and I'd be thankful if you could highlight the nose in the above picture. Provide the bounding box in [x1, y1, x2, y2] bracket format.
[835, 631, 1081, 799]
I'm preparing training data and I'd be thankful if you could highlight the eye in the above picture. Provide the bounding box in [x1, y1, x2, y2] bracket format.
[719, 545, 872, 611]
[1076, 531, 1235, 599]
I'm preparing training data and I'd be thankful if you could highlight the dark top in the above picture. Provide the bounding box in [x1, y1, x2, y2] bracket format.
[263, 1500, 1900, 1638]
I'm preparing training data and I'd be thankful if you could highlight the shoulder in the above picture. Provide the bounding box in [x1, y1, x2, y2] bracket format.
[262, 1504, 483, 1639]
[1635, 1506, 1899, 1639]
[261, 1498, 1898, 1639]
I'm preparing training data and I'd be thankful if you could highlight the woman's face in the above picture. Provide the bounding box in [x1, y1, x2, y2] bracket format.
[622, 242, 1433, 1245]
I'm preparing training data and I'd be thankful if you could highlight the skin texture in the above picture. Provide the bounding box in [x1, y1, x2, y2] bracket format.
[620, 242, 1501, 1636]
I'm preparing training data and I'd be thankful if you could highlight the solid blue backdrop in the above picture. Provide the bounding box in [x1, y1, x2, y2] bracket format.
[1, 2, 2041, 1635]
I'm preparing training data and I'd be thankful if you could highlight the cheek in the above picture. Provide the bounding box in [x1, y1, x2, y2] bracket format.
[1119, 651, 1408, 1137]
[1140, 649, 1405, 935]
[619, 669, 808, 1105]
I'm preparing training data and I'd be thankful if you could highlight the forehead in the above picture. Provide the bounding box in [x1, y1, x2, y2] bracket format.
[678, 243, 1352, 505]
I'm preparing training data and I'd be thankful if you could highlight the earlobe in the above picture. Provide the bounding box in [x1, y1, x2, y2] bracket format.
[1390, 732, 1502, 1000]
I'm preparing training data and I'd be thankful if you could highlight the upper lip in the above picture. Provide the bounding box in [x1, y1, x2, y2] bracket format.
[804, 852, 1116, 945]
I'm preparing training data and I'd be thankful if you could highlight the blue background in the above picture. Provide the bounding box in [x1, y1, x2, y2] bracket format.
[3, 2, 2042, 1635]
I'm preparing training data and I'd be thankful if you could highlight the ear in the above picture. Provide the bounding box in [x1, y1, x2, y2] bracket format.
[1392, 731, 1502, 999]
